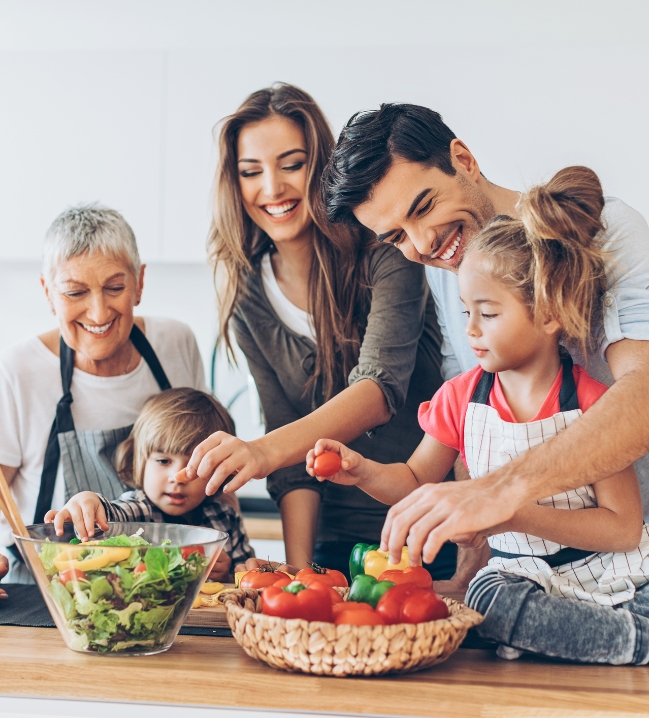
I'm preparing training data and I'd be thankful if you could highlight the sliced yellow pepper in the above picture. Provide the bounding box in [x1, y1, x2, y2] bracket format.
[200, 581, 224, 595]
[53, 545, 132, 572]
[364, 546, 419, 579]
[234, 571, 247, 588]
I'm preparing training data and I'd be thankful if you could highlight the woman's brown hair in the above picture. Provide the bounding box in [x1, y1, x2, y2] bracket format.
[467, 166, 607, 355]
[115, 388, 235, 488]
[208, 83, 374, 400]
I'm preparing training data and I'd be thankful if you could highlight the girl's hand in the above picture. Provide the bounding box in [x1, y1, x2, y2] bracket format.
[208, 550, 232, 582]
[175, 432, 270, 496]
[306, 439, 367, 486]
[44, 491, 109, 541]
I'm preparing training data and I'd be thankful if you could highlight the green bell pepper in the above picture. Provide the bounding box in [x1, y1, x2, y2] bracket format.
[347, 574, 395, 608]
[349, 542, 379, 579]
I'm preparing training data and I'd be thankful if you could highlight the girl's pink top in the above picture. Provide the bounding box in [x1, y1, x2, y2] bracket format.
[418, 364, 608, 466]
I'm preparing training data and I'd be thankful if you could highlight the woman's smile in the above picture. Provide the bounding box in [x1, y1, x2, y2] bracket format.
[77, 319, 115, 336]
[261, 199, 301, 222]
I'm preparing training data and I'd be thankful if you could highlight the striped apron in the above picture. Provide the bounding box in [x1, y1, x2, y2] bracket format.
[467, 354, 649, 606]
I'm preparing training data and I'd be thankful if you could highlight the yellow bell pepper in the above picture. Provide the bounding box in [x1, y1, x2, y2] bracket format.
[363, 546, 419, 579]
[53, 544, 132, 572]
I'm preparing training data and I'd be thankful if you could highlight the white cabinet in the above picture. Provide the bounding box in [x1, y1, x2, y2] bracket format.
[0, 51, 164, 261]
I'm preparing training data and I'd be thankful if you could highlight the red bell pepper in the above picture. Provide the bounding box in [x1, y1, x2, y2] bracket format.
[261, 580, 335, 623]
[378, 565, 433, 589]
[375, 583, 449, 625]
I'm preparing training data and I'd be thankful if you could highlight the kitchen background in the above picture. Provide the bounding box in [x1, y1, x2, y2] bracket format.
[1, 0, 648, 561]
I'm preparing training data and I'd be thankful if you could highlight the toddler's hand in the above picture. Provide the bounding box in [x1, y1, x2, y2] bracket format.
[44, 491, 109, 541]
[306, 439, 366, 486]
[208, 550, 232, 582]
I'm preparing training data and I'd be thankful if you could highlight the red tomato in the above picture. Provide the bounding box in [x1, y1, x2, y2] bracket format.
[58, 568, 87, 585]
[335, 609, 385, 626]
[402, 590, 449, 623]
[133, 563, 147, 574]
[378, 566, 433, 589]
[262, 582, 334, 622]
[305, 579, 344, 604]
[240, 568, 292, 589]
[295, 563, 348, 588]
[376, 584, 449, 625]
[181, 545, 206, 560]
[332, 601, 373, 616]
[313, 451, 342, 477]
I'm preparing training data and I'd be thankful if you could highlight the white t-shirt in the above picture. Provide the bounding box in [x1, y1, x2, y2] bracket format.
[0, 316, 207, 546]
[261, 253, 315, 342]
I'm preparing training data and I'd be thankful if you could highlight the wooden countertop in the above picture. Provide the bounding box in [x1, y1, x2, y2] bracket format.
[2, 626, 649, 717]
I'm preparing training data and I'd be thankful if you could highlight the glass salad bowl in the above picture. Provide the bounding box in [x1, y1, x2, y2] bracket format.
[14, 522, 228, 656]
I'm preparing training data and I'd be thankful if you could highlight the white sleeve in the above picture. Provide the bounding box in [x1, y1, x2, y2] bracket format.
[187, 330, 208, 392]
[600, 199, 649, 356]
[426, 266, 462, 380]
[0, 361, 23, 467]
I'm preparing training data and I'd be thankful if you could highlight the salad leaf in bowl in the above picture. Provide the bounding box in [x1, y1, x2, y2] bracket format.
[14, 522, 227, 655]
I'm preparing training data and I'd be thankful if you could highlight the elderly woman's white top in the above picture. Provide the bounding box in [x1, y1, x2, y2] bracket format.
[0, 316, 207, 547]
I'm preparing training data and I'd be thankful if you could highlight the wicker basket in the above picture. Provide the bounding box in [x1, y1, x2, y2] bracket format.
[223, 588, 483, 676]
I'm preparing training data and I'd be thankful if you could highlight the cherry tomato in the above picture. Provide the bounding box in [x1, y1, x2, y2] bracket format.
[335, 609, 385, 626]
[332, 601, 373, 616]
[133, 563, 147, 574]
[240, 568, 292, 589]
[181, 545, 206, 560]
[295, 563, 348, 588]
[58, 568, 87, 585]
[313, 451, 342, 477]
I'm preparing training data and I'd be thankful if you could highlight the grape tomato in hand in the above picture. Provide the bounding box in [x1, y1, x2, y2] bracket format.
[313, 451, 342, 477]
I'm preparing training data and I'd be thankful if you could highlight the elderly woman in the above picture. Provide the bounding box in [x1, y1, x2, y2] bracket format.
[0, 204, 207, 583]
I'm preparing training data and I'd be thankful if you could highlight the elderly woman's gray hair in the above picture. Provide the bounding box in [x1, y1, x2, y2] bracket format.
[43, 203, 141, 281]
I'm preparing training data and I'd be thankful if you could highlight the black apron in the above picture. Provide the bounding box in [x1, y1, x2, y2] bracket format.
[32, 323, 171, 524]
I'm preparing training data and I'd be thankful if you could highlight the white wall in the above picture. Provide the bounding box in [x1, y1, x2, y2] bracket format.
[1, 0, 648, 507]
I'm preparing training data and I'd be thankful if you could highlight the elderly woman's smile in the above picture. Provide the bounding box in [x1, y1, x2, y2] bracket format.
[41, 247, 145, 376]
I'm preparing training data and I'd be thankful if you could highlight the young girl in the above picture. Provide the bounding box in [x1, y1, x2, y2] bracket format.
[46, 388, 255, 581]
[307, 166, 649, 665]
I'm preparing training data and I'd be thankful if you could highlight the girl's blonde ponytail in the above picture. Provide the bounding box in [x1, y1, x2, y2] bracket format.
[468, 166, 607, 356]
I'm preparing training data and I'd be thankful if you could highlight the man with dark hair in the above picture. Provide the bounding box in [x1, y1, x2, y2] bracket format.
[323, 103, 649, 577]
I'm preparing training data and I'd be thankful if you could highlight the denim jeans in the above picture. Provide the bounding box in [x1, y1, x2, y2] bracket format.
[466, 569, 649, 665]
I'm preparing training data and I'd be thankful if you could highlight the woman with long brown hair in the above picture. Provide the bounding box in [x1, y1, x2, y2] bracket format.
[182, 83, 455, 580]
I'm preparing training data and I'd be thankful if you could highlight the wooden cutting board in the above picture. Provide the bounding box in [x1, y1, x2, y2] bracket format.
[183, 583, 236, 629]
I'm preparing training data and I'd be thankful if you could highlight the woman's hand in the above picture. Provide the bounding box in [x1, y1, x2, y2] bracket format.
[44, 491, 109, 541]
[0, 553, 8, 599]
[306, 439, 368, 486]
[176, 432, 271, 495]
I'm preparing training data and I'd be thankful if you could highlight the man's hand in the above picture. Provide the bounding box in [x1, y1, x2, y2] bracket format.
[0, 552, 8, 599]
[380, 477, 516, 565]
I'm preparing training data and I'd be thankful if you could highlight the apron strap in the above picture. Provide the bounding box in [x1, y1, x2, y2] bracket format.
[33, 336, 74, 524]
[32, 323, 171, 524]
[469, 352, 580, 412]
[130, 323, 171, 391]
[469, 369, 494, 405]
[558, 351, 579, 412]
